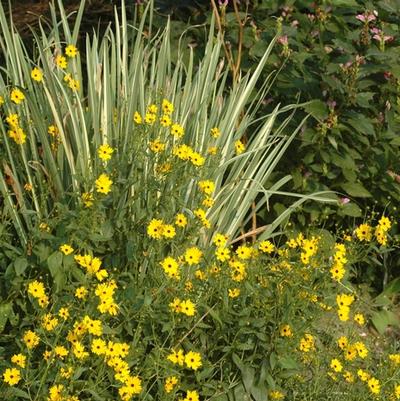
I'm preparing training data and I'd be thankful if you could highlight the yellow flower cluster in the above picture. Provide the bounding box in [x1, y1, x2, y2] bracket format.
[336, 293, 355, 321]
[299, 333, 315, 353]
[147, 218, 177, 239]
[355, 215, 391, 245]
[6, 112, 26, 144]
[75, 253, 108, 280]
[169, 298, 196, 316]
[95, 280, 119, 315]
[28, 280, 49, 308]
[167, 349, 202, 370]
[330, 243, 347, 282]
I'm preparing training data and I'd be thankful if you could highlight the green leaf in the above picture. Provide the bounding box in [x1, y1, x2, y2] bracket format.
[47, 251, 65, 292]
[355, 92, 374, 108]
[7, 388, 31, 399]
[371, 310, 400, 335]
[0, 302, 13, 333]
[278, 356, 298, 370]
[341, 182, 372, 198]
[14, 257, 28, 275]
[339, 202, 362, 217]
[303, 100, 329, 120]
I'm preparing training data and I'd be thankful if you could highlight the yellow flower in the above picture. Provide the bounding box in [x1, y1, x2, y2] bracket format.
[148, 139, 165, 153]
[147, 218, 164, 239]
[184, 247, 203, 265]
[85, 316, 103, 336]
[354, 341, 368, 359]
[189, 151, 205, 167]
[167, 349, 185, 366]
[378, 215, 391, 231]
[170, 123, 184, 137]
[259, 240, 274, 254]
[160, 115, 172, 127]
[337, 306, 350, 321]
[42, 313, 59, 331]
[133, 111, 142, 124]
[95, 173, 113, 194]
[280, 324, 292, 337]
[228, 288, 240, 298]
[343, 370, 354, 383]
[213, 233, 228, 247]
[10, 88, 25, 104]
[269, 390, 285, 400]
[185, 351, 202, 370]
[6, 113, 19, 128]
[162, 224, 176, 239]
[91, 338, 107, 355]
[389, 354, 400, 365]
[48, 124, 59, 137]
[198, 180, 215, 195]
[3, 368, 21, 386]
[208, 146, 218, 155]
[160, 257, 180, 280]
[394, 384, 400, 400]
[58, 307, 69, 320]
[330, 358, 343, 372]
[210, 127, 220, 138]
[183, 390, 199, 401]
[235, 139, 245, 154]
[145, 112, 156, 125]
[202, 196, 214, 208]
[169, 298, 182, 313]
[82, 192, 94, 207]
[336, 293, 355, 307]
[23, 330, 40, 349]
[164, 376, 178, 393]
[354, 223, 372, 241]
[162, 99, 174, 115]
[175, 213, 188, 227]
[28, 280, 46, 299]
[337, 336, 348, 350]
[357, 369, 370, 382]
[368, 377, 380, 394]
[98, 144, 114, 161]
[55, 346, 69, 359]
[215, 247, 230, 262]
[11, 354, 26, 368]
[31, 67, 43, 82]
[68, 78, 80, 91]
[180, 299, 196, 316]
[8, 127, 26, 144]
[354, 313, 365, 325]
[55, 55, 68, 69]
[344, 345, 357, 361]
[75, 286, 88, 299]
[123, 375, 142, 395]
[147, 104, 158, 114]
[65, 44, 78, 57]
[59, 244, 74, 255]
[48, 384, 64, 401]
[236, 245, 253, 260]
[73, 342, 89, 359]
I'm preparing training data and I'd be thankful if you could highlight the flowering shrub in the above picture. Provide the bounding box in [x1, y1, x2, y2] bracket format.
[150, 0, 400, 285]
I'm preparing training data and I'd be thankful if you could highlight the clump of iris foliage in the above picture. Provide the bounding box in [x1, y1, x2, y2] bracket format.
[0, 1, 399, 401]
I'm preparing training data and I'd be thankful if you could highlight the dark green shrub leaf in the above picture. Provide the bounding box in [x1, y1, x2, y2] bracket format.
[341, 182, 372, 198]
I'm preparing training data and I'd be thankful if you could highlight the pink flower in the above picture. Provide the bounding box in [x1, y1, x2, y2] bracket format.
[356, 10, 377, 23]
[277, 35, 288, 46]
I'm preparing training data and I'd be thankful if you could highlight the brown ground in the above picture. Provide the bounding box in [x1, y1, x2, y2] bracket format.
[2, 0, 118, 38]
